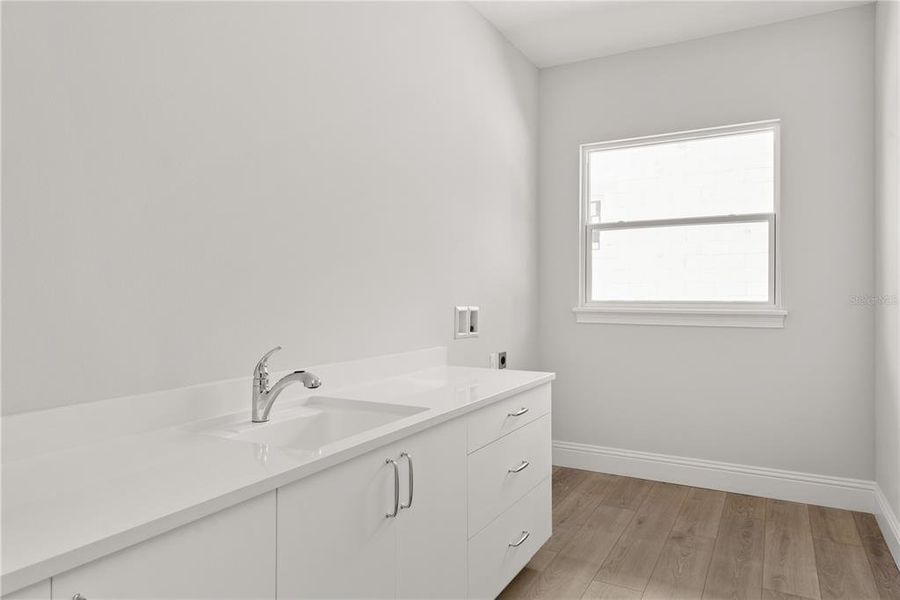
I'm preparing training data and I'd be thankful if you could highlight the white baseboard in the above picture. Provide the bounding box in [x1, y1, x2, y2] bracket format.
[875, 485, 900, 567]
[553, 440, 876, 513]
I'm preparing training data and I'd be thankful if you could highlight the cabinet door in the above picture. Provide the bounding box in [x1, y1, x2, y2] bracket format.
[277, 447, 398, 599]
[396, 419, 467, 600]
[51, 492, 275, 600]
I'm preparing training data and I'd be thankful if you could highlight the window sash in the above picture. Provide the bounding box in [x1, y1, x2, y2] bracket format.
[578, 120, 782, 312]
[582, 212, 776, 307]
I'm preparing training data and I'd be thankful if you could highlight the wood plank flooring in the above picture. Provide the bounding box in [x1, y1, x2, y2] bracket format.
[499, 467, 900, 600]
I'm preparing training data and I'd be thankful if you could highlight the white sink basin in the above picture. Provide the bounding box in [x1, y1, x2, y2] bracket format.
[204, 396, 427, 454]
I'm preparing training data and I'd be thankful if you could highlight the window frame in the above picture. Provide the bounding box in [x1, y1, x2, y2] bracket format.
[574, 120, 786, 328]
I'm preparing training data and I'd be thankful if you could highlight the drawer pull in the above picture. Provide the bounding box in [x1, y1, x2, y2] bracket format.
[508, 460, 530, 474]
[508, 407, 529, 417]
[385, 458, 400, 518]
[509, 530, 530, 547]
[400, 452, 414, 510]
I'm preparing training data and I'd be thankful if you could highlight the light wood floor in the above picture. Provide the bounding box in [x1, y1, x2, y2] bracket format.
[499, 467, 900, 600]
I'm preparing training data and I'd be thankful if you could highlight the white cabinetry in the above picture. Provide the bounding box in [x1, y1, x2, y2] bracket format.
[277, 418, 467, 599]
[396, 419, 467, 599]
[468, 479, 551, 599]
[51, 492, 276, 600]
[466, 384, 550, 453]
[467, 416, 552, 536]
[9, 382, 552, 600]
[276, 444, 398, 599]
[465, 385, 553, 599]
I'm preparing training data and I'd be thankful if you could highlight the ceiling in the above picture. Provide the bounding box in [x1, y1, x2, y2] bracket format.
[471, 1, 868, 68]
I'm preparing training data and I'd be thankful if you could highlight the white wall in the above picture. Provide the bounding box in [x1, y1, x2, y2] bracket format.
[876, 0, 900, 517]
[1, 2, 539, 415]
[539, 7, 875, 479]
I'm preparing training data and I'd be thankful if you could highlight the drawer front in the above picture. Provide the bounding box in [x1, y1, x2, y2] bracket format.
[467, 384, 551, 453]
[468, 414, 551, 537]
[467, 477, 551, 600]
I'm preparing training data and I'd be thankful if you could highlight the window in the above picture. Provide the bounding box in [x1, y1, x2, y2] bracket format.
[575, 121, 785, 328]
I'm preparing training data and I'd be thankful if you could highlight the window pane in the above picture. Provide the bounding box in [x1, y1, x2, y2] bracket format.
[591, 221, 770, 302]
[588, 130, 774, 223]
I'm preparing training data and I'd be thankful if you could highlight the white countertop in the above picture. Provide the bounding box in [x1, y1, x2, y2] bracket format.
[1, 365, 553, 594]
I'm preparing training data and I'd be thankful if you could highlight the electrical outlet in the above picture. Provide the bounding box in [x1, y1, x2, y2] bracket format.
[498, 351, 507, 369]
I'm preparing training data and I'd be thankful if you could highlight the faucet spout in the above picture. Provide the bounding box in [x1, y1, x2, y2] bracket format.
[251, 347, 322, 423]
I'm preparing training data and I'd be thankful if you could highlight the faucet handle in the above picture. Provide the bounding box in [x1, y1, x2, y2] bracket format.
[254, 346, 283, 379]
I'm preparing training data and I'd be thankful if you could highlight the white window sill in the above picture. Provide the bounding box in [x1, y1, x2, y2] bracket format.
[572, 306, 787, 328]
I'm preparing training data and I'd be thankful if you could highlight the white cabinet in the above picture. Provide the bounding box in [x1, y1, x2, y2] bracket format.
[277, 418, 467, 600]
[465, 387, 553, 599]
[466, 384, 550, 453]
[467, 415, 552, 536]
[12, 382, 552, 600]
[51, 492, 276, 600]
[468, 478, 551, 599]
[277, 445, 399, 599]
[396, 419, 467, 599]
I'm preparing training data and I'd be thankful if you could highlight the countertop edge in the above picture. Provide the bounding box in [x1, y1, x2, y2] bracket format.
[2, 372, 555, 595]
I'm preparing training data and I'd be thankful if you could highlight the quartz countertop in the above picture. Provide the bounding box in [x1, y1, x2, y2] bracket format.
[1, 365, 554, 594]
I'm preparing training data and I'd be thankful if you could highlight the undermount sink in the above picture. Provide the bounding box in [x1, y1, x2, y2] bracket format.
[205, 396, 427, 454]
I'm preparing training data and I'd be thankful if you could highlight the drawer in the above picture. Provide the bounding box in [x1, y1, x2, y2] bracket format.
[467, 383, 551, 453]
[467, 414, 551, 536]
[467, 477, 551, 600]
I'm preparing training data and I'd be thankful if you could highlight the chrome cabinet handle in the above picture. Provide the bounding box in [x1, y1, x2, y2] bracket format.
[400, 452, 414, 510]
[508, 407, 529, 417]
[508, 460, 530, 474]
[385, 459, 400, 518]
[509, 530, 530, 547]
[73, 595, 87, 600]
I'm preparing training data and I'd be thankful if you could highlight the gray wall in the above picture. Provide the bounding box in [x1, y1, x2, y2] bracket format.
[876, 0, 899, 517]
[539, 6, 876, 479]
[1, 2, 539, 414]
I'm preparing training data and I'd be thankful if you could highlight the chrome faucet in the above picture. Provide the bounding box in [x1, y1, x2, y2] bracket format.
[252, 346, 322, 423]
